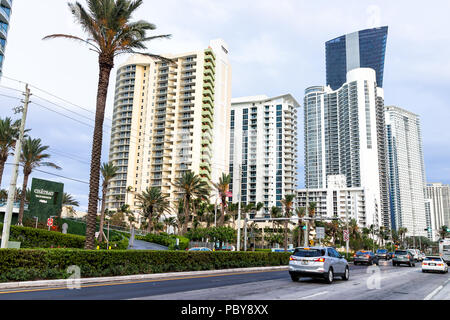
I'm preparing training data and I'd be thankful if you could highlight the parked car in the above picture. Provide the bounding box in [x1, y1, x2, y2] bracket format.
[289, 247, 349, 284]
[353, 251, 379, 265]
[376, 249, 390, 260]
[188, 247, 212, 252]
[388, 252, 395, 259]
[392, 250, 416, 267]
[422, 256, 449, 274]
[272, 248, 295, 253]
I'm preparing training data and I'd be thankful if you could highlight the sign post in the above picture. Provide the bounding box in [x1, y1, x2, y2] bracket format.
[316, 227, 325, 246]
[47, 218, 54, 231]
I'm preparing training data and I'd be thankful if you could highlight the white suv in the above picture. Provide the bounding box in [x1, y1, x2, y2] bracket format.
[289, 247, 349, 284]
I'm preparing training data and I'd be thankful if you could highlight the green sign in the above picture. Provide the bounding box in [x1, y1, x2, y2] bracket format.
[28, 178, 64, 222]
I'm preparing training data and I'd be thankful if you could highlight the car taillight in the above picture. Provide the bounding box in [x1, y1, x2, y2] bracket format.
[365, 255, 370, 258]
[438, 264, 443, 266]
[422, 262, 427, 265]
[407, 255, 410, 259]
[314, 258, 325, 263]
[289, 256, 295, 261]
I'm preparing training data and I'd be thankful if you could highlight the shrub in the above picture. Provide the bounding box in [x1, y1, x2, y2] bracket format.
[0, 249, 291, 282]
[0, 223, 127, 250]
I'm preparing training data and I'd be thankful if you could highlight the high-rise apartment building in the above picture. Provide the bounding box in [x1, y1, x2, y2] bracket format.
[298, 175, 368, 226]
[385, 106, 427, 238]
[426, 183, 450, 238]
[229, 94, 299, 214]
[326, 26, 388, 90]
[0, 0, 12, 76]
[106, 39, 232, 213]
[304, 68, 388, 229]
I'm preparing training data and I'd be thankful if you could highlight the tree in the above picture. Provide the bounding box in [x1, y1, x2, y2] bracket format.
[62, 192, 80, 207]
[44, 0, 172, 249]
[97, 162, 118, 241]
[280, 194, 296, 251]
[213, 173, 231, 227]
[295, 207, 306, 246]
[17, 138, 61, 225]
[306, 202, 317, 245]
[0, 117, 24, 188]
[439, 225, 449, 239]
[136, 187, 171, 233]
[172, 171, 210, 235]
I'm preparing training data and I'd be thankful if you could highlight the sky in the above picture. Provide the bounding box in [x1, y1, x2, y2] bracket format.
[1, 0, 449, 212]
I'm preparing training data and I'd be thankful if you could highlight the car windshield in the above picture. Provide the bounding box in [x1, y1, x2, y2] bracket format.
[395, 251, 408, 255]
[294, 249, 325, 257]
[377, 249, 387, 253]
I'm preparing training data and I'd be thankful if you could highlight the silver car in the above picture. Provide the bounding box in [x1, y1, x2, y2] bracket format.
[289, 247, 349, 284]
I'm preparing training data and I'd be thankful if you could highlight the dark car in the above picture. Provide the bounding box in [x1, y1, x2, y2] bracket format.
[392, 250, 416, 267]
[376, 249, 390, 260]
[388, 252, 395, 259]
[353, 251, 379, 266]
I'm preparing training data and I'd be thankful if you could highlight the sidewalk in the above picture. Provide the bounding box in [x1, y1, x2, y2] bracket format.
[0, 265, 289, 290]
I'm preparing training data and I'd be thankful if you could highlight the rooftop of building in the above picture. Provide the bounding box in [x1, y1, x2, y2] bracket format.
[231, 94, 301, 108]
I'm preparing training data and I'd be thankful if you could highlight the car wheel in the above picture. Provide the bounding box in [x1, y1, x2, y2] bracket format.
[354, 261, 358, 265]
[290, 274, 299, 282]
[342, 267, 350, 281]
[325, 268, 334, 284]
[422, 270, 426, 273]
[412, 263, 415, 267]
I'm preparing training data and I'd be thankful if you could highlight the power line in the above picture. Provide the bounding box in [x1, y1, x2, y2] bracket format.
[5, 163, 89, 185]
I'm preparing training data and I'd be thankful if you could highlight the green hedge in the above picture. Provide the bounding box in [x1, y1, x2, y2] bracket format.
[0, 223, 128, 250]
[136, 233, 189, 250]
[0, 249, 291, 282]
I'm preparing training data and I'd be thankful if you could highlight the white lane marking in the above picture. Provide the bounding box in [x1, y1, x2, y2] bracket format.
[424, 286, 444, 300]
[424, 277, 450, 300]
[298, 291, 329, 300]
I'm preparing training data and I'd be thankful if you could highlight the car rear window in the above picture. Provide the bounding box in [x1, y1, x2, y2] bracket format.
[356, 251, 371, 256]
[424, 257, 442, 261]
[377, 249, 387, 253]
[395, 250, 408, 255]
[294, 249, 325, 257]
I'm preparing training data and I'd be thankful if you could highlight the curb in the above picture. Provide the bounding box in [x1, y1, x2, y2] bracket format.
[0, 266, 289, 290]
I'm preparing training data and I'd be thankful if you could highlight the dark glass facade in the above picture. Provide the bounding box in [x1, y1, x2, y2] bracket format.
[0, 0, 12, 75]
[326, 26, 388, 90]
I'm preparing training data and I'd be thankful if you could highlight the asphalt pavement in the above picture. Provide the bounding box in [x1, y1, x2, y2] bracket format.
[0, 261, 448, 300]
[127, 239, 168, 251]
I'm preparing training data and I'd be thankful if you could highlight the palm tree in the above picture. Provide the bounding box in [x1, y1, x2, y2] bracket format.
[44, 0, 172, 250]
[439, 226, 449, 239]
[97, 162, 118, 241]
[0, 117, 23, 188]
[17, 138, 61, 225]
[306, 202, 317, 246]
[163, 216, 177, 234]
[172, 171, 210, 235]
[136, 187, 171, 233]
[295, 207, 306, 246]
[213, 173, 231, 227]
[280, 194, 296, 251]
[270, 206, 282, 233]
[62, 192, 80, 207]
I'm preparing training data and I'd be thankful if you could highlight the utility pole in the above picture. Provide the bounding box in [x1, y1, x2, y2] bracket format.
[345, 191, 350, 258]
[244, 217, 248, 251]
[214, 196, 217, 228]
[1, 84, 31, 249]
[236, 164, 242, 251]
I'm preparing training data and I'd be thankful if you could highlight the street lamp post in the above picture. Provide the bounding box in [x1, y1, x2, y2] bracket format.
[236, 164, 242, 251]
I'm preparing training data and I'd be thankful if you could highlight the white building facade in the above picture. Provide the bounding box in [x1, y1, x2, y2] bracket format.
[229, 94, 299, 214]
[425, 183, 450, 239]
[303, 68, 387, 229]
[385, 106, 428, 238]
[106, 39, 232, 213]
[298, 175, 368, 227]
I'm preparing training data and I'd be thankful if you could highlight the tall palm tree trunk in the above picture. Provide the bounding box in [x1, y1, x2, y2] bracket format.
[147, 206, 154, 233]
[85, 60, 113, 250]
[97, 186, 107, 242]
[219, 196, 225, 226]
[17, 173, 30, 225]
[183, 195, 189, 235]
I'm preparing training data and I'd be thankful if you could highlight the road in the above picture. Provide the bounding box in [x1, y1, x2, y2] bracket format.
[0, 261, 448, 300]
[127, 239, 168, 251]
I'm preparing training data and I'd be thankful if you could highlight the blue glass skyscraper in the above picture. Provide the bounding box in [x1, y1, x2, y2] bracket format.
[326, 26, 388, 90]
[0, 0, 12, 76]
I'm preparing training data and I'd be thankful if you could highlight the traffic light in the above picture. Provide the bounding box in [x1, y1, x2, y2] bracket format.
[302, 226, 307, 230]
